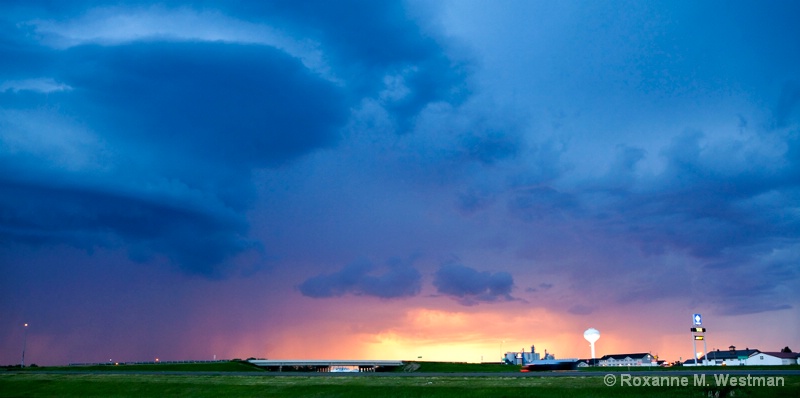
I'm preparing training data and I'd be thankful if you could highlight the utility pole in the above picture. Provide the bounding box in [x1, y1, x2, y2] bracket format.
[21, 323, 28, 368]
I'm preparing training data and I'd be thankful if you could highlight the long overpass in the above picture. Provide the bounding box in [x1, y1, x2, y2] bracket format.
[248, 359, 404, 372]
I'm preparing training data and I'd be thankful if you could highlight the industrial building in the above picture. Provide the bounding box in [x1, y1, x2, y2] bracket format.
[502, 345, 555, 365]
[503, 344, 579, 371]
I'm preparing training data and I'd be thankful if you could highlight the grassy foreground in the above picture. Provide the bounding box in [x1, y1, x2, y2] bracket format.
[397, 361, 520, 373]
[592, 364, 800, 372]
[2, 372, 799, 397]
[22, 361, 263, 373]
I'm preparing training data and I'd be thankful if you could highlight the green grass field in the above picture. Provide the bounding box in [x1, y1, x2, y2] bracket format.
[22, 361, 263, 373]
[3, 362, 799, 397]
[395, 361, 520, 373]
[590, 364, 800, 372]
[2, 373, 799, 397]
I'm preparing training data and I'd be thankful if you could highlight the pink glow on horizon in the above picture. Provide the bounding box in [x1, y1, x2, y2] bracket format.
[10, 305, 798, 366]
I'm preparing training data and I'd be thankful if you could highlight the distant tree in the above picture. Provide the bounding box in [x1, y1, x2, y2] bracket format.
[781, 346, 792, 353]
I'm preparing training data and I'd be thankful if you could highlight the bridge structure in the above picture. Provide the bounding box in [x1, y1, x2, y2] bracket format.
[248, 359, 404, 372]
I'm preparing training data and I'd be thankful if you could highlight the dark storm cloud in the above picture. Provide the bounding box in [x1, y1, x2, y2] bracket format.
[0, 24, 50, 78]
[648, 134, 791, 243]
[700, 252, 798, 315]
[461, 129, 520, 165]
[298, 259, 422, 299]
[0, 179, 255, 278]
[776, 81, 800, 128]
[503, 123, 800, 315]
[611, 130, 798, 259]
[433, 264, 515, 306]
[210, 0, 469, 132]
[230, 2, 467, 87]
[417, 0, 800, 316]
[508, 186, 580, 223]
[492, 56, 800, 314]
[602, 145, 646, 190]
[59, 41, 346, 168]
[0, 39, 344, 275]
[0, 0, 468, 276]
[525, 282, 554, 293]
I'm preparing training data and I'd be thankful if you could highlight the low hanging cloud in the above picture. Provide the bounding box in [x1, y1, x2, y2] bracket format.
[0, 179, 257, 278]
[525, 282, 554, 293]
[433, 264, 515, 305]
[299, 259, 422, 299]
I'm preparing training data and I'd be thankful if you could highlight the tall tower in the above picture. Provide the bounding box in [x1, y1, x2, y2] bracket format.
[584, 328, 600, 359]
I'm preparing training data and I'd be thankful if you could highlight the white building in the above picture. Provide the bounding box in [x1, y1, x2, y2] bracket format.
[701, 346, 759, 366]
[598, 353, 655, 367]
[745, 352, 800, 366]
[695, 346, 800, 366]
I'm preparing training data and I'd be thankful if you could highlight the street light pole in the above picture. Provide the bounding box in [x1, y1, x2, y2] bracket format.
[21, 323, 28, 368]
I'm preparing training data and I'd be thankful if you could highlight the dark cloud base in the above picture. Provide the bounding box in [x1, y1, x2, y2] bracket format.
[433, 263, 515, 306]
[299, 259, 421, 299]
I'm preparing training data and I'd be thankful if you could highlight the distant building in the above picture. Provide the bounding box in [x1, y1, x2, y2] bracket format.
[503, 345, 554, 365]
[506, 344, 579, 371]
[576, 358, 601, 367]
[683, 346, 800, 366]
[702, 346, 760, 366]
[745, 352, 800, 366]
[682, 358, 701, 366]
[598, 353, 655, 367]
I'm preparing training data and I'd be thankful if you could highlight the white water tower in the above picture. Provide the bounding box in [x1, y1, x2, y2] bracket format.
[584, 328, 600, 359]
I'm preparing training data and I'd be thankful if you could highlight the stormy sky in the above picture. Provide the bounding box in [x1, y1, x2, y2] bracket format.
[2, 0, 799, 365]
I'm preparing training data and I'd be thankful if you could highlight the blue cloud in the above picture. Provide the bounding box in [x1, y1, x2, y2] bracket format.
[214, 0, 469, 131]
[0, 177, 257, 278]
[433, 264, 515, 305]
[55, 41, 347, 168]
[0, 39, 344, 276]
[701, 255, 797, 315]
[0, 1, 469, 277]
[776, 81, 800, 128]
[298, 259, 422, 299]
